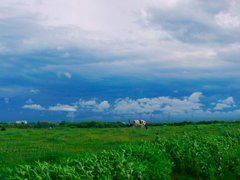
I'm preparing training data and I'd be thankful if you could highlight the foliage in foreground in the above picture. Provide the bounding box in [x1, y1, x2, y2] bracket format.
[3, 142, 172, 180]
[156, 127, 240, 179]
[2, 127, 240, 180]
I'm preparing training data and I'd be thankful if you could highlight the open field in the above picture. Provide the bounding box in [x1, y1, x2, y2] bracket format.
[1, 123, 240, 179]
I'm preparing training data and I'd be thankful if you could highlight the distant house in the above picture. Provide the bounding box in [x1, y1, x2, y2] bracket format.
[16, 120, 28, 124]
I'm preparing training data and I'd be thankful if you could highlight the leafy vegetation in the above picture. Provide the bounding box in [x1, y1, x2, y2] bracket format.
[0, 122, 239, 179]
[156, 129, 240, 179]
[4, 142, 172, 180]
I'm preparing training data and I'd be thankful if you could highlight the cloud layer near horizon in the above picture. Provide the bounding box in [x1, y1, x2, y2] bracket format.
[19, 92, 239, 122]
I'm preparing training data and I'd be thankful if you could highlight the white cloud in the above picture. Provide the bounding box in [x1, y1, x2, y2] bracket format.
[30, 89, 39, 94]
[79, 99, 110, 112]
[1, 0, 240, 80]
[22, 102, 78, 112]
[93, 100, 110, 112]
[48, 104, 77, 111]
[213, 96, 236, 110]
[79, 99, 97, 106]
[1, 1, 240, 123]
[215, 12, 240, 28]
[57, 72, 72, 78]
[220, 96, 235, 104]
[17, 92, 240, 121]
[4, 98, 9, 103]
[112, 92, 203, 115]
[22, 104, 46, 110]
[188, 92, 202, 102]
[214, 103, 231, 110]
[26, 99, 33, 104]
[215, 1, 240, 29]
[85, 100, 96, 106]
[113, 97, 147, 114]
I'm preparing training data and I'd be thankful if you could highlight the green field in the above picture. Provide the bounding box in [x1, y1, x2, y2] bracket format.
[1, 123, 240, 179]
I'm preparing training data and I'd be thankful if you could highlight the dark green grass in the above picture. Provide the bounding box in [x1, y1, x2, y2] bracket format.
[2, 126, 240, 180]
[0, 123, 239, 176]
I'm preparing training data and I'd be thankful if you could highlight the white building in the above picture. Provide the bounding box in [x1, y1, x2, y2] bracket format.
[16, 120, 28, 124]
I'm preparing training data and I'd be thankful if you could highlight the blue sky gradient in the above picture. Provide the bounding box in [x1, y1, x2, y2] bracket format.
[1, 0, 240, 123]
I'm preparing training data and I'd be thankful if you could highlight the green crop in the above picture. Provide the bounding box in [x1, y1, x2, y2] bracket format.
[154, 128, 240, 179]
[1, 124, 240, 179]
[3, 142, 172, 180]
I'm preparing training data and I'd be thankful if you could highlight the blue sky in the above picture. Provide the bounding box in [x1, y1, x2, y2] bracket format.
[1, 0, 240, 123]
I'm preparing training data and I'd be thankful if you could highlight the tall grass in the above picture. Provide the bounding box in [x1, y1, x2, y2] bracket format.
[1, 124, 240, 179]
[155, 128, 240, 179]
[2, 141, 173, 180]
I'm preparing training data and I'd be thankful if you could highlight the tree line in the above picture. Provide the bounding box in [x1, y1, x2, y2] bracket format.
[0, 120, 239, 129]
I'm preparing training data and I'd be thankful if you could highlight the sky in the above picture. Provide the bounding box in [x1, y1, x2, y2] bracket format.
[1, 0, 240, 123]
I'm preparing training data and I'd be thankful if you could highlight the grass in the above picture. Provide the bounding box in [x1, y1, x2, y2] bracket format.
[0, 123, 239, 179]
[0, 127, 150, 167]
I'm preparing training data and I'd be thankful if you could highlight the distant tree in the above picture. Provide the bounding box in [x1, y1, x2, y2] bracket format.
[59, 121, 68, 126]
[34, 121, 58, 128]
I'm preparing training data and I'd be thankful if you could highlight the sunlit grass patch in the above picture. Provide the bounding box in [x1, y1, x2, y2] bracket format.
[114, 136, 131, 142]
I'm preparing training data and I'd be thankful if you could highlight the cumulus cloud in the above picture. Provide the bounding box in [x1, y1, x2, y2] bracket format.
[113, 97, 153, 114]
[112, 92, 203, 115]
[214, 103, 231, 110]
[48, 104, 77, 111]
[213, 97, 236, 110]
[22, 102, 77, 112]
[19, 92, 202, 116]
[22, 104, 46, 110]
[79, 99, 97, 106]
[188, 92, 202, 102]
[79, 99, 110, 112]
[18, 92, 240, 122]
[93, 100, 110, 112]
[220, 96, 235, 104]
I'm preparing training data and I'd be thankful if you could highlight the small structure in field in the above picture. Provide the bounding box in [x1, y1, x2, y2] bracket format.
[16, 120, 28, 124]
